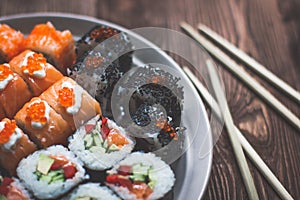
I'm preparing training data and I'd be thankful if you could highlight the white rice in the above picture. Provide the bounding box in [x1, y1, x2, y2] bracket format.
[16, 145, 88, 199]
[107, 152, 175, 200]
[68, 115, 135, 170]
[66, 183, 120, 200]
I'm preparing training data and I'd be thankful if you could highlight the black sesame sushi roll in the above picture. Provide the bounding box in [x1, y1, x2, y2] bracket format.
[75, 25, 134, 69]
[16, 145, 88, 199]
[106, 152, 175, 200]
[65, 183, 120, 200]
[69, 25, 134, 118]
[68, 115, 135, 170]
[114, 65, 185, 151]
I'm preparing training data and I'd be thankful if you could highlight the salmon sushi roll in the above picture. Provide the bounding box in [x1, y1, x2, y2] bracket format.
[24, 22, 76, 74]
[9, 50, 63, 96]
[0, 63, 33, 118]
[0, 104, 5, 120]
[14, 97, 72, 148]
[0, 24, 25, 63]
[0, 118, 37, 175]
[40, 77, 101, 130]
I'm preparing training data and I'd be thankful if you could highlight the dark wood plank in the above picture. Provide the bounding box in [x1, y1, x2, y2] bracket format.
[0, 0, 299, 199]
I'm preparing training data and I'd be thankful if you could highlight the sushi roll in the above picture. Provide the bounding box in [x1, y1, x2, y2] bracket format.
[106, 152, 175, 200]
[24, 22, 76, 74]
[65, 183, 120, 200]
[0, 63, 32, 118]
[9, 50, 63, 96]
[0, 175, 32, 200]
[0, 24, 25, 63]
[39, 77, 101, 131]
[75, 25, 133, 68]
[70, 25, 134, 118]
[68, 115, 135, 170]
[17, 145, 88, 199]
[114, 65, 185, 152]
[14, 97, 72, 148]
[0, 118, 37, 175]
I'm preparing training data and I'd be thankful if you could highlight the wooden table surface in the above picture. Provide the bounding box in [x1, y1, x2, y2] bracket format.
[1, 0, 299, 199]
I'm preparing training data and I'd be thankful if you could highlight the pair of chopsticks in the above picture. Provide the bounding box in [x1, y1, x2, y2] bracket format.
[180, 22, 295, 200]
[181, 22, 300, 131]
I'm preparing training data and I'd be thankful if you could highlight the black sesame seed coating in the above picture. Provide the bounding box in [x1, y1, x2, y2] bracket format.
[69, 25, 134, 118]
[126, 65, 185, 147]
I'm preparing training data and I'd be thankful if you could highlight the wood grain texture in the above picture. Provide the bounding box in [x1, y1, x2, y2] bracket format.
[0, 0, 299, 199]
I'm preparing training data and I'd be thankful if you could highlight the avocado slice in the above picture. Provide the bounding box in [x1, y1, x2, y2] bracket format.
[93, 133, 103, 146]
[37, 154, 55, 175]
[89, 146, 106, 154]
[131, 164, 151, 182]
[48, 169, 63, 177]
[107, 144, 119, 152]
[84, 134, 94, 149]
[102, 139, 108, 149]
[40, 174, 52, 184]
[0, 195, 7, 200]
[130, 174, 145, 182]
[148, 168, 157, 189]
[52, 174, 65, 183]
[132, 164, 150, 175]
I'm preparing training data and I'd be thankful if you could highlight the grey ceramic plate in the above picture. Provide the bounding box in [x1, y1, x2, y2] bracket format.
[0, 13, 212, 200]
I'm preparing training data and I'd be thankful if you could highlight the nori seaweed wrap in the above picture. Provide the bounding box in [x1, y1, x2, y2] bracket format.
[69, 25, 134, 118]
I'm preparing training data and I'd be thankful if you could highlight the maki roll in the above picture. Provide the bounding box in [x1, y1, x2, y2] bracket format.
[70, 25, 134, 118]
[0, 118, 37, 176]
[68, 115, 135, 170]
[114, 65, 185, 152]
[24, 22, 76, 74]
[75, 25, 133, 69]
[17, 145, 88, 199]
[14, 97, 72, 148]
[0, 24, 25, 63]
[66, 183, 120, 200]
[0, 176, 32, 200]
[9, 50, 63, 96]
[106, 152, 175, 200]
[39, 77, 101, 131]
[0, 63, 32, 118]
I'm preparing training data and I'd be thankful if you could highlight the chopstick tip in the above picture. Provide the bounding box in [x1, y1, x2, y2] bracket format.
[197, 23, 208, 30]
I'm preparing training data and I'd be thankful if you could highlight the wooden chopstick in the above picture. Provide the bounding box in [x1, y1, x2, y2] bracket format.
[180, 22, 300, 131]
[198, 23, 300, 104]
[206, 60, 259, 200]
[183, 66, 294, 200]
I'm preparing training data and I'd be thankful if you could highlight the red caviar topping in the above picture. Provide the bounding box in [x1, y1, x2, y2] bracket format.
[90, 27, 119, 40]
[0, 64, 13, 81]
[58, 87, 74, 107]
[22, 53, 46, 76]
[25, 101, 47, 125]
[0, 119, 17, 144]
[156, 117, 178, 140]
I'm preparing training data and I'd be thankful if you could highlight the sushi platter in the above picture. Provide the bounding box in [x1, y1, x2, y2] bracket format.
[0, 13, 212, 200]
